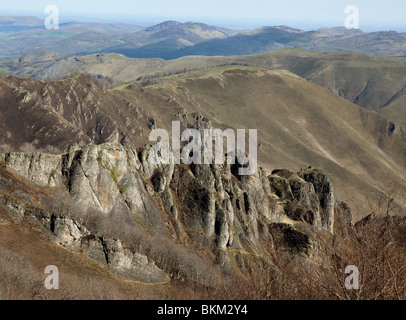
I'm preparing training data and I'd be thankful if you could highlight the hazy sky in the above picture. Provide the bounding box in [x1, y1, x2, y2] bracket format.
[1, 0, 406, 31]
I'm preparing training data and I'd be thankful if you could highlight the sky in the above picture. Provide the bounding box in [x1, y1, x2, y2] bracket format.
[1, 0, 406, 31]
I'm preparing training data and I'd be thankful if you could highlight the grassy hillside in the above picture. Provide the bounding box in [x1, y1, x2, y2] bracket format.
[378, 94, 406, 129]
[233, 50, 406, 111]
[6, 49, 405, 130]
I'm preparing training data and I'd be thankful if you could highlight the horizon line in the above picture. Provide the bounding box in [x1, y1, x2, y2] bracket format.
[1, 12, 406, 33]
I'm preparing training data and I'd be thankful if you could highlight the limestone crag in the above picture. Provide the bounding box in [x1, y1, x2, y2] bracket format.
[0, 143, 341, 282]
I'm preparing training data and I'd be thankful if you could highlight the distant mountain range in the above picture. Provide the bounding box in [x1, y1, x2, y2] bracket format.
[0, 18, 234, 59]
[0, 15, 142, 32]
[1, 16, 406, 60]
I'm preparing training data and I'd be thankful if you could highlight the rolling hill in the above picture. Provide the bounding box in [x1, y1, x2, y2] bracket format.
[0, 19, 234, 59]
[5, 49, 406, 130]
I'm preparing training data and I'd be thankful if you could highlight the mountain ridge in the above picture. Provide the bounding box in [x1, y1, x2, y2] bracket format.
[5, 49, 406, 128]
[1, 16, 406, 60]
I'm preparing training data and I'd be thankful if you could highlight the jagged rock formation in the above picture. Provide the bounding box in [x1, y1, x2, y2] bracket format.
[0, 142, 342, 283]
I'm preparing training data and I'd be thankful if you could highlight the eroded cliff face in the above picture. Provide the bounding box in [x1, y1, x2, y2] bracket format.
[0, 143, 341, 284]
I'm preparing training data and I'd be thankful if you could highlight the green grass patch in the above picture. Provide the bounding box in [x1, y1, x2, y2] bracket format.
[110, 167, 119, 182]
[119, 185, 126, 194]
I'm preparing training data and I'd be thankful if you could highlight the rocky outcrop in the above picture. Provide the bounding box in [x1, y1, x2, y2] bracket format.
[0, 193, 169, 284]
[267, 168, 336, 232]
[0, 143, 343, 282]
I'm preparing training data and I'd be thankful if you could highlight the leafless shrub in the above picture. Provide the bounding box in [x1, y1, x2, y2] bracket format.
[97, 213, 221, 286]
[328, 182, 406, 300]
